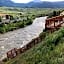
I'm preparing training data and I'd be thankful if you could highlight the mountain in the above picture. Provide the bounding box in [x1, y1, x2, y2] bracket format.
[24, 1, 64, 8]
[26, 1, 64, 8]
[1, 0, 64, 8]
[33, 0, 41, 2]
[0, 0, 14, 6]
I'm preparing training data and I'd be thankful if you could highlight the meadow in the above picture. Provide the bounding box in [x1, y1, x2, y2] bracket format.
[0, 7, 63, 18]
[0, 7, 63, 33]
[1, 7, 64, 64]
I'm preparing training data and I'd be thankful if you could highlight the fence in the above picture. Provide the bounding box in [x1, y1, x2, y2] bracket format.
[6, 15, 64, 60]
[45, 15, 64, 32]
[6, 32, 45, 60]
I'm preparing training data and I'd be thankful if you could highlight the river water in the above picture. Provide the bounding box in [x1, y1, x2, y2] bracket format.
[0, 17, 47, 60]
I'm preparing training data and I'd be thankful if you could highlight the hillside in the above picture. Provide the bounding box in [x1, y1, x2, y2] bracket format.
[0, 0, 14, 6]
[5, 27, 64, 64]
[1, 0, 64, 8]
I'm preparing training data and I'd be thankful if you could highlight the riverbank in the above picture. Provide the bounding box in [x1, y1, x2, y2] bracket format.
[5, 27, 64, 64]
[0, 17, 47, 60]
[0, 18, 32, 33]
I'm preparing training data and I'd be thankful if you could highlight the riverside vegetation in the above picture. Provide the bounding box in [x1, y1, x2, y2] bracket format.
[4, 27, 64, 64]
[0, 7, 63, 33]
[1, 7, 64, 64]
[0, 17, 32, 33]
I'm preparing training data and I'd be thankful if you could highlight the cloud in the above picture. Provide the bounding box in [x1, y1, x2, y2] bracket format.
[41, 0, 64, 2]
[11, 0, 33, 3]
[11, 0, 64, 3]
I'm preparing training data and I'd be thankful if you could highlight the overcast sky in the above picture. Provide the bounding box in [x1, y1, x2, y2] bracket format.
[11, 0, 64, 3]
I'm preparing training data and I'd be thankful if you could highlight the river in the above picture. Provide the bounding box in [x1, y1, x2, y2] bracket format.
[0, 16, 47, 60]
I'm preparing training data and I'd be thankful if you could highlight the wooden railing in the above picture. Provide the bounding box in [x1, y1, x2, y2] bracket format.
[6, 32, 45, 60]
[45, 15, 64, 32]
[5, 15, 64, 60]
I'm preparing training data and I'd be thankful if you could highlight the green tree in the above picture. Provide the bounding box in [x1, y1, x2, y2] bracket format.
[0, 16, 2, 22]
[53, 11, 57, 16]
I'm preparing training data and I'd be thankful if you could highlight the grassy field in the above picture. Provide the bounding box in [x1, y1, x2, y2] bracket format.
[0, 7, 63, 34]
[4, 27, 64, 64]
[0, 7, 64, 64]
[0, 7, 63, 17]
[0, 19, 32, 33]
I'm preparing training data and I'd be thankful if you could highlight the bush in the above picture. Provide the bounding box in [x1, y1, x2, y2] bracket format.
[45, 27, 64, 46]
[2, 58, 8, 62]
[26, 20, 32, 25]
[0, 16, 2, 22]
[0, 18, 33, 33]
[0, 27, 6, 33]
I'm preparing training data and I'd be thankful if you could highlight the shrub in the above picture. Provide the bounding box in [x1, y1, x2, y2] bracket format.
[0, 18, 33, 33]
[0, 16, 2, 22]
[26, 19, 32, 25]
[0, 27, 6, 33]
[45, 27, 64, 46]
[2, 58, 8, 62]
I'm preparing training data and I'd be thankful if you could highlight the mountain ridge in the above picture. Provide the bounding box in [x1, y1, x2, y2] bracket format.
[1, 0, 64, 8]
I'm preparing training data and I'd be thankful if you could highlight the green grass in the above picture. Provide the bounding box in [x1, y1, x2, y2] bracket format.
[0, 7, 63, 33]
[0, 19, 32, 33]
[1, 7, 64, 64]
[4, 27, 64, 64]
[0, 7, 63, 18]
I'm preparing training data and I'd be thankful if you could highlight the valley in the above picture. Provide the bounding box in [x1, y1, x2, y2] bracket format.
[0, 7, 64, 64]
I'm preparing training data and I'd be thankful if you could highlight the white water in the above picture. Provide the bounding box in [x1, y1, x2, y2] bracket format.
[0, 16, 47, 60]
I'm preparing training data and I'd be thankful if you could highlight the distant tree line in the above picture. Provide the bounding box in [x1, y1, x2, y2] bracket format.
[31, 10, 62, 18]
[47, 10, 62, 18]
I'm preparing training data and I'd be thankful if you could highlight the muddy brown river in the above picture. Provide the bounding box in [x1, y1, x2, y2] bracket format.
[0, 17, 47, 60]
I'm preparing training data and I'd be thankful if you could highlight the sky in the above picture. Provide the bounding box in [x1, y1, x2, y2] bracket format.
[11, 0, 64, 3]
